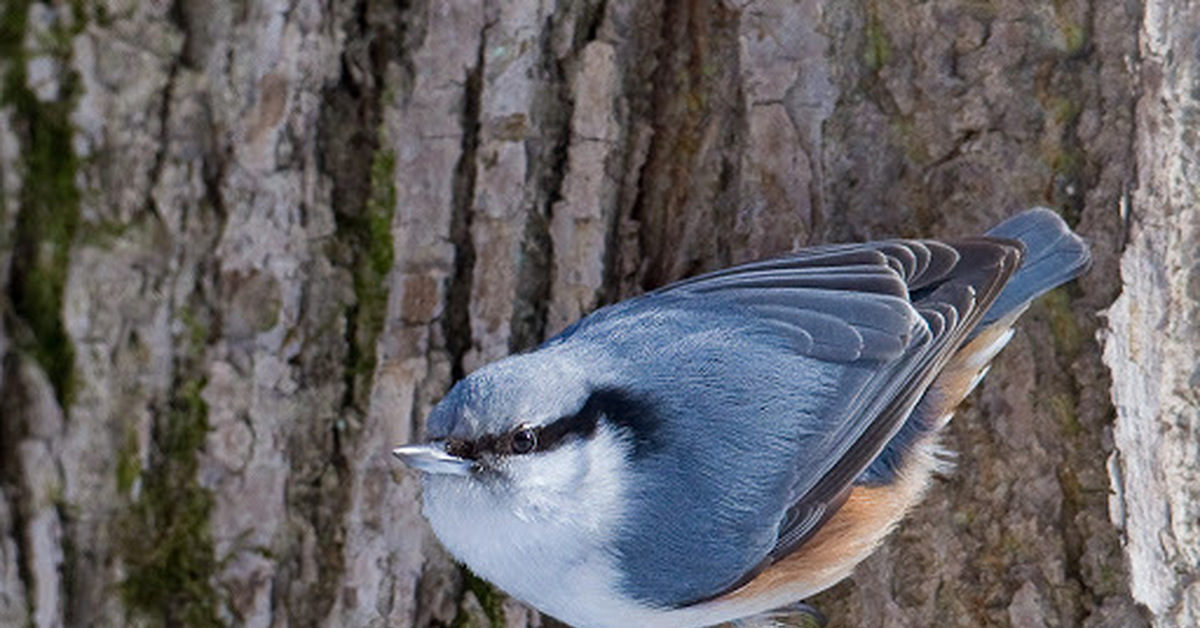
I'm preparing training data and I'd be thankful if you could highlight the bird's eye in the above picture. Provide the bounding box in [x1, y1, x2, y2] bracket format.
[510, 427, 538, 455]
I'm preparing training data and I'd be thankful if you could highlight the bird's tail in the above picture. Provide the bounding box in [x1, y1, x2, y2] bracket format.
[859, 208, 1090, 486]
[919, 207, 1091, 429]
[977, 207, 1091, 328]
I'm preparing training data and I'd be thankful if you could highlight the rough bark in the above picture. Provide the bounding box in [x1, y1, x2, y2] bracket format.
[0, 1, 1191, 627]
[1101, 2, 1200, 627]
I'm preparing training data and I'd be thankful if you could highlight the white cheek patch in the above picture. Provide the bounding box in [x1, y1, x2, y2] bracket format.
[507, 444, 586, 522]
[508, 424, 630, 537]
[420, 424, 641, 627]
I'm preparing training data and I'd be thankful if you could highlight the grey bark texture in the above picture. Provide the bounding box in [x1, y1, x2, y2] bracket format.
[1102, 2, 1200, 627]
[0, 1, 1193, 627]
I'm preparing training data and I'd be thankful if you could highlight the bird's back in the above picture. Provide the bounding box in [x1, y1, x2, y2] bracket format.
[561, 303, 855, 606]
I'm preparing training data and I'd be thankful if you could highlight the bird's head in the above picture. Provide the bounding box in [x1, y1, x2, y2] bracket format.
[393, 347, 646, 537]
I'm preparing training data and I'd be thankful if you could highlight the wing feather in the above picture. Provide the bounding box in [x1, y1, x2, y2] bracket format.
[760, 241, 1019, 568]
[650, 238, 1023, 602]
[657, 242, 945, 364]
[550, 236, 1024, 607]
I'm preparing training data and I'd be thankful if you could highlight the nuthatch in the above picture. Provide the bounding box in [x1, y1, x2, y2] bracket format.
[394, 209, 1090, 628]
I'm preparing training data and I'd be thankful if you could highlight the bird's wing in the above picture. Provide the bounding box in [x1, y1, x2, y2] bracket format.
[549, 237, 1023, 607]
[654, 241, 960, 362]
[660, 238, 1023, 595]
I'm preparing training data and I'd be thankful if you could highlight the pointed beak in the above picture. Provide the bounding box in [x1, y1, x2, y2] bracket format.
[392, 443, 474, 476]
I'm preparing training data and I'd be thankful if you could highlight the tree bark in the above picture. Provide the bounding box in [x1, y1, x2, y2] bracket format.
[0, 1, 1192, 627]
[1102, 2, 1200, 627]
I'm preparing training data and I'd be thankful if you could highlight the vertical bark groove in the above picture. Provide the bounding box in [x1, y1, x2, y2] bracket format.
[443, 39, 484, 388]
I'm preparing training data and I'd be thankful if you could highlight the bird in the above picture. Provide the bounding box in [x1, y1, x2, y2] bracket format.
[393, 208, 1091, 628]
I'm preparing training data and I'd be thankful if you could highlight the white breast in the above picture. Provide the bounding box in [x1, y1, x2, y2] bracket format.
[420, 424, 649, 627]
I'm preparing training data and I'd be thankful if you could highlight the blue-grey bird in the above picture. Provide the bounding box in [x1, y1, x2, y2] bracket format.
[393, 208, 1091, 628]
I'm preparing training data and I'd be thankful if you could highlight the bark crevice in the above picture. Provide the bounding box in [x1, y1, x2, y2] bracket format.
[302, 0, 415, 622]
[443, 25, 485, 387]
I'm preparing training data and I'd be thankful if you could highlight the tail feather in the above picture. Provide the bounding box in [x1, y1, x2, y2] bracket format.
[979, 207, 1091, 327]
[858, 208, 1089, 487]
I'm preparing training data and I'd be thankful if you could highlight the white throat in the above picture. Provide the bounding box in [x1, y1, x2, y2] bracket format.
[420, 424, 636, 626]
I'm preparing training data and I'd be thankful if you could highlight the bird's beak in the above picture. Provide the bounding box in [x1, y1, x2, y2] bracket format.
[392, 443, 473, 476]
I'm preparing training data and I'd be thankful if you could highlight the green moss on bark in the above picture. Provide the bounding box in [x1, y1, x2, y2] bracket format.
[365, 150, 397, 283]
[863, 5, 892, 71]
[119, 378, 222, 627]
[1037, 287, 1084, 359]
[118, 298, 220, 624]
[339, 147, 396, 404]
[115, 424, 140, 495]
[1, 0, 83, 404]
[453, 569, 506, 628]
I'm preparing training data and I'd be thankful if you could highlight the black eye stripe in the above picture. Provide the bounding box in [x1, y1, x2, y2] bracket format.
[445, 438, 476, 459]
[534, 409, 599, 451]
[445, 388, 656, 458]
[455, 413, 594, 459]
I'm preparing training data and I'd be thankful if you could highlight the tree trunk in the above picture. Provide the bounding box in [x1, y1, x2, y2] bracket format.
[0, 1, 1193, 627]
